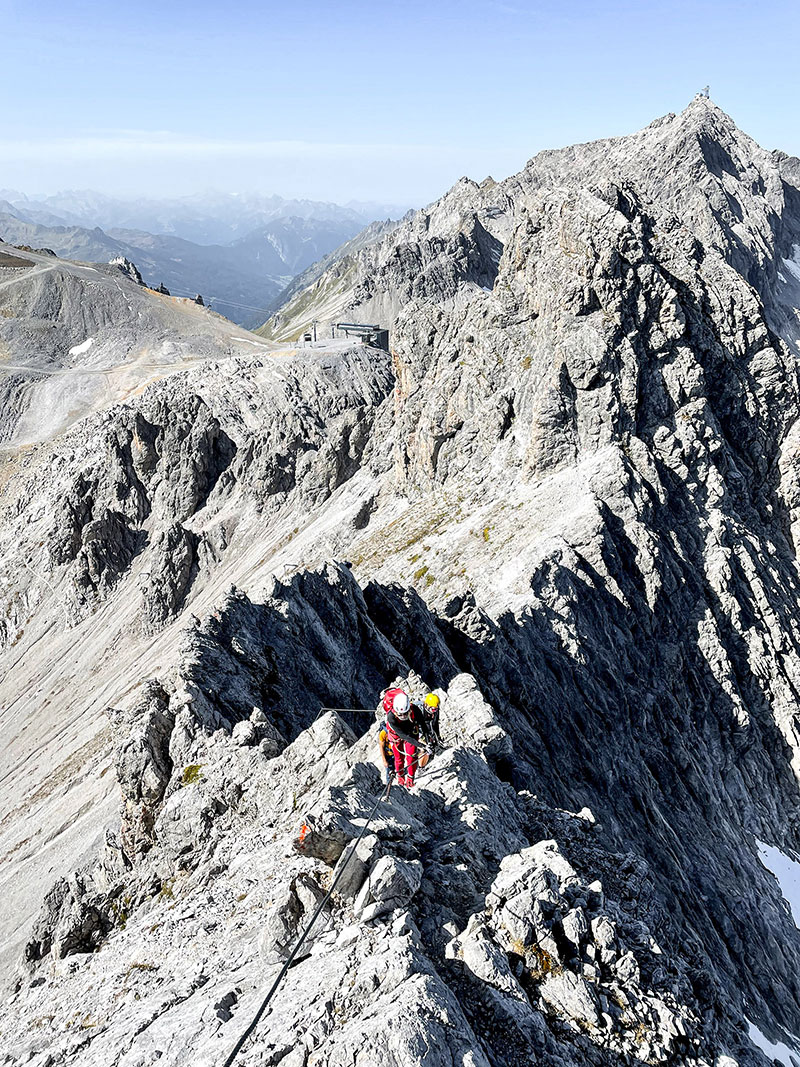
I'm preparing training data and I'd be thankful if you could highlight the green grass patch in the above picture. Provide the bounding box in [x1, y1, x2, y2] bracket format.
[181, 764, 204, 786]
[158, 879, 175, 901]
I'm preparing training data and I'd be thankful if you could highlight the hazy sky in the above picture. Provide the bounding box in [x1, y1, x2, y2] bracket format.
[2, 0, 798, 208]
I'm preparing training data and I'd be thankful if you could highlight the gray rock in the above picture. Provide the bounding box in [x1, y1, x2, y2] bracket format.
[615, 951, 641, 985]
[109, 256, 144, 286]
[139, 523, 199, 633]
[258, 874, 326, 962]
[330, 832, 381, 899]
[355, 856, 423, 920]
[592, 916, 617, 951]
[106, 679, 175, 857]
[539, 970, 602, 1029]
[561, 906, 589, 948]
[231, 720, 256, 747]
[155, 785, 222, 863]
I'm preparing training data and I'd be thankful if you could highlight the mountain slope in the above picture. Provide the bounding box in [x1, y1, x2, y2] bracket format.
[3, 97, 800, 1067]
[228, 216, 373, 276]
[262, 97, 800, 357]
[0, 244, 280, 448]
[257, 217, 405, 336]
[0, 214, 286, 327]
[0, 208, 373, 328]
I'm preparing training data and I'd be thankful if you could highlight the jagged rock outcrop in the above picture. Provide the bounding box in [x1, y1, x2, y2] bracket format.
[139, 523, 199, 631]
[4, 97, 800, 1067]
[448, 840, 698, 1063]
[106, 680, 175, 856]
[21, 830, 131, 973]
[109, 256, 143, 285]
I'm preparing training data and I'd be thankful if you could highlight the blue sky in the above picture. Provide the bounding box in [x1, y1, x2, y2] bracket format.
[1, 0, 798, 207]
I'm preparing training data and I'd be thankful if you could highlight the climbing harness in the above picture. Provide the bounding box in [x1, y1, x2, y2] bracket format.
[221, 781, 388, 1066]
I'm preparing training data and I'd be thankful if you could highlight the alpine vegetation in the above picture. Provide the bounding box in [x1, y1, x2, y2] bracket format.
[2, 95, 800, 1067]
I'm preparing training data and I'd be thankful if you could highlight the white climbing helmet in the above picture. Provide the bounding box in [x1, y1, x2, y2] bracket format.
[392, 691, 411, 718]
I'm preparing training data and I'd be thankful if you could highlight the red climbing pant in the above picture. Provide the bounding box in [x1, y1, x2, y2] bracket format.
[392, 739, 417, 787]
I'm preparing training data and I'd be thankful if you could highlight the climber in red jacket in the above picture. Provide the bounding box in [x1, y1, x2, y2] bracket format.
[382, 687, 421, 788]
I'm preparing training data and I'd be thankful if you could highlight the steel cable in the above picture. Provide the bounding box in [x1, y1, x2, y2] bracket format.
[221, 782, 387, 1066]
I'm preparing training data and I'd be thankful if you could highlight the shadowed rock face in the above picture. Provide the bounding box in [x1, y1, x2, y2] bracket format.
[3, 97, 800, 1067]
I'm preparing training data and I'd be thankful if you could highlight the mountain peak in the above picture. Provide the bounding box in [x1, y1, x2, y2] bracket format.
[637, 95, 753, 158]
[676, 91, 747, 136]
[685, 89, 720, 110]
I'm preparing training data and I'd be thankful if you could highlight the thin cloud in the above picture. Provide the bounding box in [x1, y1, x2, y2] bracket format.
[0, 133, 454, 163]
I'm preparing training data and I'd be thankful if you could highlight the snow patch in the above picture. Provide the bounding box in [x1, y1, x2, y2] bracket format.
[756, 839, 800, 928]
[782, 245, 800, 285]
[747, 1019, 800, 1067]
[68, 338, 94, 357]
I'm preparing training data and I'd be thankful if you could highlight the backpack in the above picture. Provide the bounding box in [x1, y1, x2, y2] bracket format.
[382, 687, 405, 715]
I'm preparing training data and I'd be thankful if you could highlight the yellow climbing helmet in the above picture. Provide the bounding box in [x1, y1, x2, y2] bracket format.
[424, 693, 440, 710]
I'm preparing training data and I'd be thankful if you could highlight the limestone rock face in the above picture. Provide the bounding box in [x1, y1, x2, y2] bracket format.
[354, 854, 423, 921]
[449, 838, 698, 1062]
[106, 679, 175, 856]
[4, 97, 800, 1067]
[0, 681, 728, 1066]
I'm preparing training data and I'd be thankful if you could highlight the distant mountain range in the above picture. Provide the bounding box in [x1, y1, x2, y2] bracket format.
[0, 190, 407, 326]
[0, 189, 408, 244]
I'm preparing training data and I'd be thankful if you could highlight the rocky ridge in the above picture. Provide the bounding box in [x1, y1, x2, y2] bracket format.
[3, 96, 800, 1066]
[0, 601, 748, 1066]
